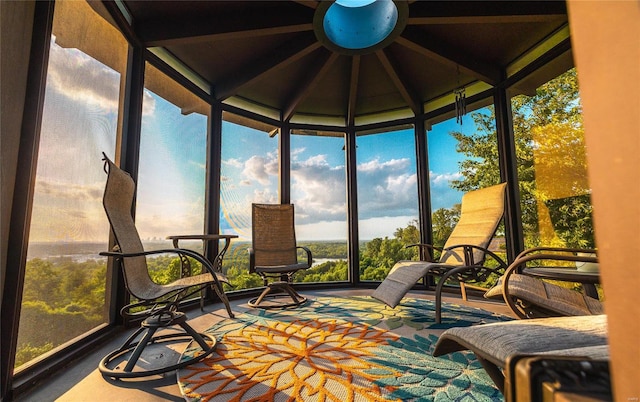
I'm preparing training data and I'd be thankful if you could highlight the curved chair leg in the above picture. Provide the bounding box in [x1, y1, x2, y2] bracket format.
[248, 282, 307, 309]
[434, 266, 473, 323]
[99, 311, 217, 379]
[211, 282, 234, 318]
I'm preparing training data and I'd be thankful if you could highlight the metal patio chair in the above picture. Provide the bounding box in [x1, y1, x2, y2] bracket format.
[98, 154, 233, 379]
[248, 203, 312, 308]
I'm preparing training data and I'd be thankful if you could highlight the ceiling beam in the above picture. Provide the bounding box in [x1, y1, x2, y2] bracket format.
[408, 15, 566, 25]
[283, 51, 339, 122]
[139, 14, 313, 47]
[407, 1, 567, 24]
[397, 27, 501, 85]
[375, 49, 421, 115]
[215, 35, 321, 101]
[292, 1, 318, 10]
[347, 56, 361, 127]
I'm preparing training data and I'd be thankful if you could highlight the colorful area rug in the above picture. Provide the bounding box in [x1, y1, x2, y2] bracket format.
[178, 296, 511, 401]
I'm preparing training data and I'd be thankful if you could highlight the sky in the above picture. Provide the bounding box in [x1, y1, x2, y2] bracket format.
[28, 36, 480, 245]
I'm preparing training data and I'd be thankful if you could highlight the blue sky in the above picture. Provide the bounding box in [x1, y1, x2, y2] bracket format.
[217, 116, 478, 241]
[30, 37, 479, 244]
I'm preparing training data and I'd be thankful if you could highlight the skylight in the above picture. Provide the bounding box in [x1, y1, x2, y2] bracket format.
[314, 0, 408, 55]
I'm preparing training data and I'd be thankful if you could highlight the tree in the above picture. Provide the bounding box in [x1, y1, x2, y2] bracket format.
[448, 68, 589, 247]
[431, 204, 461, 249]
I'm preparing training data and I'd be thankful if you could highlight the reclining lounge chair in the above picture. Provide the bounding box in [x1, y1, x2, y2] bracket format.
[372, 183, 508, 323]
[433, 314, 610, 397]
[484, 247, 603, 318]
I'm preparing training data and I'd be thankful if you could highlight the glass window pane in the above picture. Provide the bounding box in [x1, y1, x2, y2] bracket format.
[291, 132, 348, 283]
[135, 63, 210, 290]
[219, 113, 278, 290]
[357, 128, 419, 281]
[17, 0, 126, 369]
[427, 106, 502, 262]
[511, 68, 594, 250]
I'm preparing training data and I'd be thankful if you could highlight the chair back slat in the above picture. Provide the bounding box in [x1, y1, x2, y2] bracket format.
[102, 155, 159, 300]
[252, 204, 298, 267]
[441, 183, 507, 266]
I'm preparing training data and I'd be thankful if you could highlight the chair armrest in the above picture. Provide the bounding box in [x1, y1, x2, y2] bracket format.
[509, 249, 598, 274]
[100, 248, 230, 285]
[296, 245, 313, 266]
[496, 248, 598, 289]
[405, 243, 441, 261]
[515, 247, 597, 261]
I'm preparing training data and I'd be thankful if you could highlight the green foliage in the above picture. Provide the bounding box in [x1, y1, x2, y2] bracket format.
[393, 222, 420, 246]
[147, 255, 190, 284]
[545, 194, 595, 248]
[17, 258, 108, 367]
[22, 258, 106, 316]
[431, 204, 461, 250]
[299, 242, 348, 259]
[358, 221, 422, 281]
[296, 260, 348, 282]
[14, 343, 54, 369]
[16, 301, 102, 367]
[449, 68, 591, 248]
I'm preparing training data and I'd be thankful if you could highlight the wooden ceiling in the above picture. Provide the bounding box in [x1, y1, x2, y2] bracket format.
[100, 1, 571, 127]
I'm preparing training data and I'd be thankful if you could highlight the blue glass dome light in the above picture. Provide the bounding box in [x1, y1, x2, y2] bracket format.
[325, 0, 397, 49]
[314, 0, 408, 55]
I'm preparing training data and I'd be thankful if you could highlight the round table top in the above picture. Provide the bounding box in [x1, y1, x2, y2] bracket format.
[522, 266, 600, 284]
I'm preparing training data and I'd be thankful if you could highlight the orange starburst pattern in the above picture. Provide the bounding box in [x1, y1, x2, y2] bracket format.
[180, 319, 400, 401]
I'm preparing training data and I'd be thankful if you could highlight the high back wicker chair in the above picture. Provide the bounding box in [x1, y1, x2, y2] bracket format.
[248, 203, 312, 308]
[372, 183, 508, 323]
[98, 154, 233, 379]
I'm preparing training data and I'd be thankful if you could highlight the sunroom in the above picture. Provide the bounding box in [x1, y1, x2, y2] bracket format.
[1, 1, 638, 400]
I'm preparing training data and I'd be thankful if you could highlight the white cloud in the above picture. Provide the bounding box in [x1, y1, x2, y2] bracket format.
[359, 215, 417, 240]
[357, 157, 409, 173]
[428, 171, 465, 209]
[223, 158, 243, 168]
[291, 154, 347, 224]
[29, 179, 108, 242]
[296, 220, 347, 241]
[247, 188, 277, 205]
[355, 158, 418, 220]
[288, 154, 422, 239]
[430, 171, 463, 186]
[48, 41, 120, 114]
[48, 39, 156, 117]
[242, 153, 277, 186]
[35, 179, 104, 202]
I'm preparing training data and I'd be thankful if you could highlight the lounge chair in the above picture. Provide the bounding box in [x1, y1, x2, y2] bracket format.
[372, 183, 508, 323]
[484, 247, 603, 318]
[433, 314, 609, 395]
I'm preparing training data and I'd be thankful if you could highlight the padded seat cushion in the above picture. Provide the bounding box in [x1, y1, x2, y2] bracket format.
[433, 314, 608, 368]
[254, 262, 310, 274]
[371, 260, 438, 307]
[485, 273, 604, 316]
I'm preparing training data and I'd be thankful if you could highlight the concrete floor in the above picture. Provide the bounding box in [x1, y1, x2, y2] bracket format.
[16, 288, 514, 402]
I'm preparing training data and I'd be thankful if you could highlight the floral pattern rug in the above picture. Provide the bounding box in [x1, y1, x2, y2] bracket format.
[178, 296, 511, 401]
